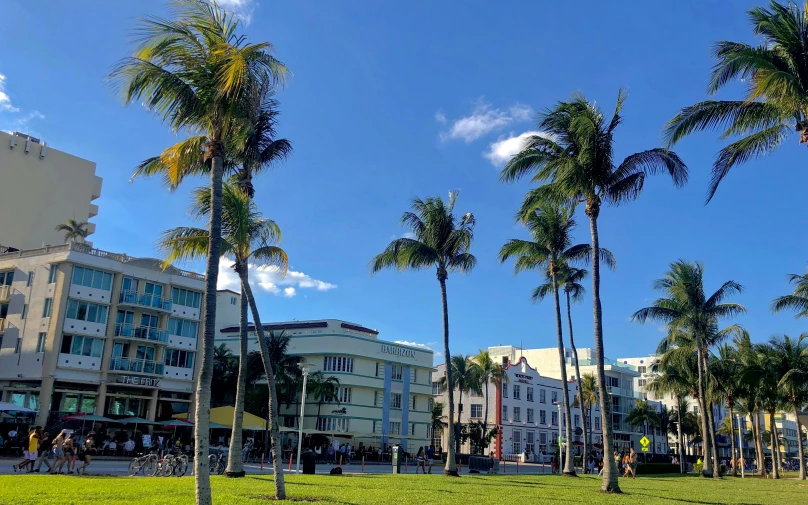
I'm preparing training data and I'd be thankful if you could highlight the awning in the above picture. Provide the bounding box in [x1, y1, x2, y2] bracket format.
[172, 405, 267, 429]
[0, 402, 36, 414]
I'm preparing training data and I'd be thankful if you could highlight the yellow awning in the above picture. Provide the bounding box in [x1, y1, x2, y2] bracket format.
[173, 406, 266, 429]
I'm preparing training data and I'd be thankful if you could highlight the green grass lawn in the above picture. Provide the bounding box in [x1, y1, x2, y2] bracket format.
[0, 473, 805, 505]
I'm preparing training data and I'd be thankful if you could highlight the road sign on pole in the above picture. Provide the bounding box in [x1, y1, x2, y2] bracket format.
[639, 436, 650, 452]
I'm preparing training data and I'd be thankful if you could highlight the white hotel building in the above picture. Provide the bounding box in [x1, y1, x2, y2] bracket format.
[215, 319, 435, 451]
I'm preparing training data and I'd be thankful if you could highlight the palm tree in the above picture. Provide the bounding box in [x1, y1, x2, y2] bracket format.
[768, 334, 808, 480]
[501, 89, 687, 493]
[469, 350, 506, 449]
[772, 273, 808, 317]
[212, 343, 238, 406]
[735, 331, 769, 477]
[632, 260, 745, 477]
[663, 1, 808, 202]
[431, 402, 448, 450]
[499, 202, 613, 476]
[755, 342, 787, 478]
[55, 219, 89, 243]
[579, 373, 598, 459]
[307, 371, 341, 428]
[233, 99, 293, 198]
[112, 3, 287, 501]
[711, 343, 743, 477]
[159, 181, 289, 495]
[647, 359, 692, 472]
[370, 191, 476, 476]
[438, 354, 479, 455]
[626, 400, 660, 462]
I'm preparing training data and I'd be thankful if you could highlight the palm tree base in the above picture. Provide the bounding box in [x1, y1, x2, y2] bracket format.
[600, 486, 623, 494]
[562, 471, 578, 477]
[224, 471, 246, 478]
[443, 469, 460, 477]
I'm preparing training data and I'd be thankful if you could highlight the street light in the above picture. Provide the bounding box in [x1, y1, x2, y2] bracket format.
[554, 402, 563, 468]
[296, 362, 313, 474]
[736, 414, 745, 478]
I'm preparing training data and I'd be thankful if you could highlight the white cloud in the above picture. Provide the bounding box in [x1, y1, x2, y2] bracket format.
[0, 73, 45, 136]
[402, 232, 416, 239]
[217, 258, 336, 298]
[0, 74, 18, 112]
[484, 130, 547, 166]
[394, 340, 437, 351]
[434, 110, 447, 124]
[439, 99, 533, 143]
[216, 0, 256, 24]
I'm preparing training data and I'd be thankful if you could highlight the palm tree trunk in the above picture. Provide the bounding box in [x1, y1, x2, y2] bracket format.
[483, 381, 489, 452]
[240, 272, 286, 498]
[317, 400, 323, 428]
[566, 290, 587, 472]
[694, 341, 713, 477]
[794, 403, 806, 480]
[753, 412, 767, 478]
[551, 270, 575, 476]
[456, 388, 463, 455]
[769, 411, 780, 479]
[728, 403, 737, 477]
[676, 396, 685, 473]
[706, 401, 720, 477]
[194, 148, 223, 505]
[224, 291, 249, 477]
[586, 210, 619, 492]
[439, 275, 458, 476]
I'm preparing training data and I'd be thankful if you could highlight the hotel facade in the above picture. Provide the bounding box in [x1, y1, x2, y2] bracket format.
[216, 319, 435, 451]
[0, 242, 205, 428]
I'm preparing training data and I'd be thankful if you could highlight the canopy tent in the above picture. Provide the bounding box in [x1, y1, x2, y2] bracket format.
[61, 414, 117, 436]
[0, 402, 37, 413]
[118, 417, 156, 437]
[172, 406, 266, 429]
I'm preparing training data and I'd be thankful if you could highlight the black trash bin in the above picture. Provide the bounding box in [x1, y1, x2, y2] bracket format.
[302, 449, 316, 474]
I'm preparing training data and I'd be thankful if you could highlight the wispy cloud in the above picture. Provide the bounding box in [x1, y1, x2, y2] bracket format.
[216, 0, 256, 25]
[394, 340, 438, 351]
[0, 73, 45, 135]
[438, 99, 533, 143]
[0, 74, 19, 113]
[218, 258, 336, 298]
[484, 131, 547, 166]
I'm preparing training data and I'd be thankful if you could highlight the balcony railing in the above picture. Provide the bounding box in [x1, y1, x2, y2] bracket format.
[109, 357, 165, 375]
[114, 323, 169, 343]
[0, 285, 10, 302]
[118, 290, 172, 311]
[0, 318, 6, 333]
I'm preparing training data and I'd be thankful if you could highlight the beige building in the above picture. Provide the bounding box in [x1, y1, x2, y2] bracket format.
[0, 242, 205, 428]
[0, 131, 102, 250]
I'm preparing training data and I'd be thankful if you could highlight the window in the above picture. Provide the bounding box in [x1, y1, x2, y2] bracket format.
[502, 405, 508, 421]
[375, 362, 381, 377]
[317, 417, 350, 432]
[608, 376, 619, 388]
[411, 368, 418, 383]
[513, 407, 521, 422]
[0, 303, 7, 319]
[527, 387, 534, 402]
[471, 404, 483, 418]
[551, 391, 558, 404]
[42, 298, 53, 317]
[27, 271, 34, 287]
[432, 381, 439, 395]
[48, 264, 58, 284]
[638, 379, 646, 387]
[60, 334, 103, 358]
[503, 384, 508, 398]
[373, 391, 379, 406]
[389, 422, 401, 435]
[21, 304, 27, 319]
[167, 318, 198, 339]
[595, 417, 601, 430]
[574, 414, 580, 427]
[283, 416, 295, 428]
[540, 389, 546, 403]
[0, 271, 13, 285]
[71, 266, 112, 290]
[551, 411, 558, 426]
[411, 396, 416, 410]
[36, 332, 46, 353]
[637, 366, 646, 374]
[539, 432, 548, 452]
[527, 408, 534, 423]
[323, 356, 354, 373]
[172, 287, 201, 308]
[14, 337, 22, 354]
[512, 430, 522, 453]
[539, 410, 546, 424]
[391, 365, 403, 381]
[526, 431, 535, 453]
[513, 385, 521, 400]
[428, 398, 434, 411]
[336, 387, 352, 404]
[164, 349, 195, 369]
[66, 299, 108, 324]
[391, 393, 402, 409]
[230, 296, 237, 305]
[411, 423, 416, 436]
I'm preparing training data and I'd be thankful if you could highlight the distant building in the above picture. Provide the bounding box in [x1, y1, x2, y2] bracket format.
[0, 131, 102, 250]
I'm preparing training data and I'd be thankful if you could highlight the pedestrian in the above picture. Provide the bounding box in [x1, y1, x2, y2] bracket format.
[314, 445, 322, 463]
[242, 438, 252, 463]
[13, 427, 40, 473]
[629, 448, 638, 479]
[51, 430, 67, 474]
[34, 431, 52, 473]
[63, 433, 76, 474]
[614, 451, 621, 475]
[338, 443, 346, 465]
[76, 435, 94, 475]
[377, 446, 382, 462]
[597, 458, 604, 476]
[426, 445, 435, 474]
[588, 456, 595, 474]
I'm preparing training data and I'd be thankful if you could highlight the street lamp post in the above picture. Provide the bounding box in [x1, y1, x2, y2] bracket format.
[554, 402, 563, 469]
[736, 414, 744, 478]
[296, 363, 313, 474]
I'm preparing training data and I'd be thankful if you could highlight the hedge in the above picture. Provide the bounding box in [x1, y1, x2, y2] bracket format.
[636, 463, 682, 475]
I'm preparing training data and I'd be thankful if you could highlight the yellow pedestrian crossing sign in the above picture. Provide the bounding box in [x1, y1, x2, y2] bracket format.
[640, 436, 650, 452]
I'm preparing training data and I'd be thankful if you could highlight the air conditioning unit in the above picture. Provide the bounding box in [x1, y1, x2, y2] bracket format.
[39, 141, 47, 159]
[9, 134, 17, 149]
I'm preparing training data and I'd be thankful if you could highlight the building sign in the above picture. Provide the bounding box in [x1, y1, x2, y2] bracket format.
[514, 373, 533, 384]
[381, 344, 415, 359]
[114, 375, 161, 388]
[331, 407, 347, 415]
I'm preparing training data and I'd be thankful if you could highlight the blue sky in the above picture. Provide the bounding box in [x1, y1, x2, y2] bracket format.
[2, 0, 807, 365]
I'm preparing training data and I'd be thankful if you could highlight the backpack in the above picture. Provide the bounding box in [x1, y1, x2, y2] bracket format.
[329, 467, 343, 475]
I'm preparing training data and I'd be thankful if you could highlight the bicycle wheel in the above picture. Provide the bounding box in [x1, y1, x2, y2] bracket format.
[174, 455, 189, 477]
[218, 456, 227, 475]
[128, 459, 140, 477]
[208, 454, 218, 474]
[145, 454, 159, 477]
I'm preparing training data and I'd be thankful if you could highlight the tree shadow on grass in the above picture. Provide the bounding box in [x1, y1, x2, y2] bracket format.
[629, 491, 760, 505]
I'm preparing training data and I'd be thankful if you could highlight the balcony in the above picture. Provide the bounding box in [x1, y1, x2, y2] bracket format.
[109, 357, 165, 375]
[114, 323, 169, 344]
[0, 318, 6, 333]
[0, 285, 10, 302]
[118, 290, 172, 312]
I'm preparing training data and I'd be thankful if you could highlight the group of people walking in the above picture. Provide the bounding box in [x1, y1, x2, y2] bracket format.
[11, 427, 94, 475]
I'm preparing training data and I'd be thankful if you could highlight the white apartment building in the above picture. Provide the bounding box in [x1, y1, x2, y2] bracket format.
[0, 242, 205, 428]
[433, 356, 604, 461]
[216, 319, 435, 452]
[1, 131, 102, 250]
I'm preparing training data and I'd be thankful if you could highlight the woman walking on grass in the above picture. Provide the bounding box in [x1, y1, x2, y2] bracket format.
[415, 447, 426, 474]
[76, 435, 94, 475]
[50, 430, 67, 474]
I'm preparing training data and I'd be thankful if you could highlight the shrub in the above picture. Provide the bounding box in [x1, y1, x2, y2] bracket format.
[637, 463, 683, 475]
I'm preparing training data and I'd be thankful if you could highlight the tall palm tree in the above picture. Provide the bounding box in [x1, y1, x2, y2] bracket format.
[55, 219, 89, 243]
[431, 402, 448, 449]
[501, 89, 688, 492]
[499, 202, 612, 476]
[212, 343, 238, 406]
[438, 354, 479, 455]
[469, 350, 506, 448]
[159, 181, 289, 495]
[307, 371, 341, 428]
[370, 191, 476, 476]
[755, 342, 787, 479]
[735, 330, 769, 477]
[647, 358, 692, 472]
[772, 272, 808, 317]
[768, 333, 808, 480]
[664, 1, 808, 202]
[626, 400, 660, 462]
[112, 3, 287, 501]
[632, 260, 745, 477]
[711, 343, 743, 477]
[579, 373, 598, 459]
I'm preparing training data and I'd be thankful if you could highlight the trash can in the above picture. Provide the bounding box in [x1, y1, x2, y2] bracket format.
[302, 449, 316, 475]
[392, 445, 402, 474]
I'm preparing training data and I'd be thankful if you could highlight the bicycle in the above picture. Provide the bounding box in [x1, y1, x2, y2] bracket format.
[208, 452, 227, 475]
[171, 453, 190, 476]
[128, 453, 158, 476]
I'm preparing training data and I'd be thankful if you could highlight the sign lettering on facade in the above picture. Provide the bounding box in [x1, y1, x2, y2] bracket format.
[514, 373, 533, 384]
[331, 407, 347, 415]
[380, 344, 415, 359]
[115, 375, 161, 388]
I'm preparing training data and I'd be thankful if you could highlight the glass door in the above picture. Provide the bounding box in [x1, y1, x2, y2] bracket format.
[136, 345, 156, 373]
[140, 313, 159, 341]
[144, 282, 163, 308]
[121, 277, 138, 304]
[116, 310, 135, 336]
